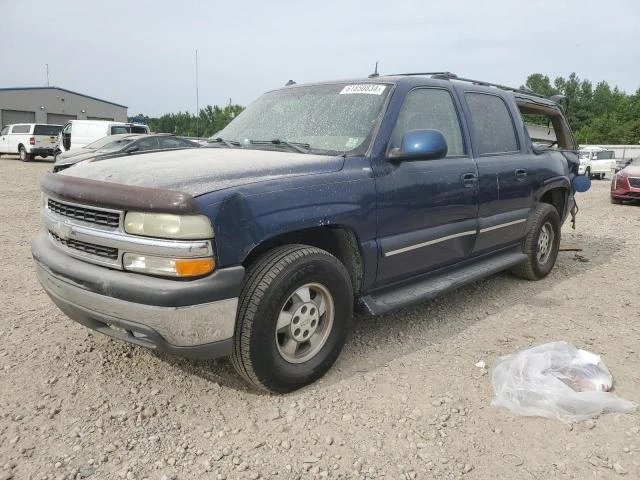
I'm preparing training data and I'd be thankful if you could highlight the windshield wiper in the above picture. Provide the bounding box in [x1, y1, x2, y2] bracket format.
[249, 139, 310, 154]
[208, 137, 239, 148]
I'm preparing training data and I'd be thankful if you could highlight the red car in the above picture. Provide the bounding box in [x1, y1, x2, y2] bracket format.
[611, 156, 640, 204]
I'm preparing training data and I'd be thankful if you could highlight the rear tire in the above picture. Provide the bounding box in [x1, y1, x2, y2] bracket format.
[512, 203, 561, 280]
[231, 245, 353, 393]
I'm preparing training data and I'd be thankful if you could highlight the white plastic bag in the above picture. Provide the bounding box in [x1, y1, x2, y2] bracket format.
[491, 341, 637, 423]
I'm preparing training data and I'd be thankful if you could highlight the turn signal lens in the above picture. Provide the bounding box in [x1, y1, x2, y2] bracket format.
[122, 253, 214, 277]
[175, 258, 215, 277]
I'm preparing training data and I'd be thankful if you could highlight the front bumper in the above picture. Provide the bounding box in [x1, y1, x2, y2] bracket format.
[32, 231, 244, 359]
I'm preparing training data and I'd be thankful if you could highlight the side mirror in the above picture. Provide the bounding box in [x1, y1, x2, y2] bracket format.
[388, 129, 448, 161]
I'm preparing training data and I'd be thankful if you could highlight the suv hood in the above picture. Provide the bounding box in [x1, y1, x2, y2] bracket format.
[60, 148, 345, 196]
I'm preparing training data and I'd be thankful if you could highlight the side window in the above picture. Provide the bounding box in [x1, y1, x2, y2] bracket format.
[135, 137, 159, 151]
[465, 93, 519, 155]
[391, 88, 465, 156]
[0, 126, 9, 136]
[159, 137, 191, 149]
[11, 125, 31, 134]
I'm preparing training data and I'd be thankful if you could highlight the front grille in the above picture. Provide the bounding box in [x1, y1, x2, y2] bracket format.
[628, 177, 640, 188]
[50, 232, 118, 259]
[48, 199, 120, 227]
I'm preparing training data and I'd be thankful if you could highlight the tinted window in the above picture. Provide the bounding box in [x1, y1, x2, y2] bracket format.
[34, 125, 63, 135]
[111, 126, 129, 134]
[11, 125, 31, 134]
[466, 93, 519, 155]
[596, 150, 615, 159]
[159, 137, 194, 149]
[390, 88, 465, 156]
[134, 137, 159, 151]
[0, 127, 8, 136]
[130, 125, 149, 134]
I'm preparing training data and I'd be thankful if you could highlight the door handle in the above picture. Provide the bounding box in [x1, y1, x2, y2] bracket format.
[515, 168, 528, 179]
[461, 172, 477, 188]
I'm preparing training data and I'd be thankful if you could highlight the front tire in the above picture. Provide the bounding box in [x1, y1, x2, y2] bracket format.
[231, 245, 353, 393]
[19, 146, 31, 162]
[512, 203, 561, 280]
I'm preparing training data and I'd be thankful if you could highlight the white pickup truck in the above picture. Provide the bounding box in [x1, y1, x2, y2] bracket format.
[0, 123, 63, 161]
[578, 146, 616, 179]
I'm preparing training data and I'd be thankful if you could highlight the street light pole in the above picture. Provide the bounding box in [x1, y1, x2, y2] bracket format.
[195, 49, 199, 138]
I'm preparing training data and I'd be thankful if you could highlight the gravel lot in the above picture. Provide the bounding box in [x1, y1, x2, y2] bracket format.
[1, 157, 639, 480]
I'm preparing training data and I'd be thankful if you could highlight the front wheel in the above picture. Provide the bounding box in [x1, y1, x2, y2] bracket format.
[231, 245, 353, 393]
[512, 203, 561, 280]
[19, 146, 31, 162]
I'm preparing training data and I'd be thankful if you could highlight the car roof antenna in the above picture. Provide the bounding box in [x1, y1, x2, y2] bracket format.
[368, 61, 379, 78]
[285, 80, 296, 86]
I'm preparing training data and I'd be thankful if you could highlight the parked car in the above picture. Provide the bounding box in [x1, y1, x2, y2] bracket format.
[615, 156, 634, 172]
[32, 72, 587, 393]
[610, 156, 640, 203]
[578, 146, 616, 179]
[53, 134, 199, 172]
[0, 123, 63, 161]
[54, 120, 150, 160]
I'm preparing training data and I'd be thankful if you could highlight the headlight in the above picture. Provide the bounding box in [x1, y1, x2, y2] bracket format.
[123, 253, 214, 277]
[124, 212, 214, 239]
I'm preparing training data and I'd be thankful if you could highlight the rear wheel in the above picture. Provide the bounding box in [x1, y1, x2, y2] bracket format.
[512, 203, 561, 280]
[231, 245, 353, 393]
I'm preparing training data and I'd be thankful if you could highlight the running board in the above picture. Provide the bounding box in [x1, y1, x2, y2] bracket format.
[361, 251, 527, 315]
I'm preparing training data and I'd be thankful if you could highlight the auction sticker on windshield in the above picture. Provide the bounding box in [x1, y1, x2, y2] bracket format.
[340, 84, 386, 95]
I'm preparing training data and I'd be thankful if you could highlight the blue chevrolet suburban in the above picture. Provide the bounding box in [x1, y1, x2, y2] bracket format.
[32, 72, 586, 392]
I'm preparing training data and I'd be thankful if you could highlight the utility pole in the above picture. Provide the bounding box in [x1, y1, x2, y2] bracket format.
[195, 49, 199, 138]
[45, 64, 50, 87]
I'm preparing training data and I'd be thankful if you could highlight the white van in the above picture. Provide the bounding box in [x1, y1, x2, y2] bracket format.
[55, 120, 150, 159]
[0, 123, 63, 161]
[578, 146, 616, 179]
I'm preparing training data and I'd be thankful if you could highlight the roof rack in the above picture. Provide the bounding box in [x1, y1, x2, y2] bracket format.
[385, 72, 551, 100]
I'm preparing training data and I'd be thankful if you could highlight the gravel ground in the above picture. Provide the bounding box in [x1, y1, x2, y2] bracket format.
[0, 157, 639, 480]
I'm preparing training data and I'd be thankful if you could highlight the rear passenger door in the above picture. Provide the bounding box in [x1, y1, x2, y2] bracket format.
[375, 87, 478, 284]
[463, 91, 532, 254]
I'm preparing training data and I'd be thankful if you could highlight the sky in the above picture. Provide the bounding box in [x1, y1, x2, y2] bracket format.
[1, 0, 639, 117]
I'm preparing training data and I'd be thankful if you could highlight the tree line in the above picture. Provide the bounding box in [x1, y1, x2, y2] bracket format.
[130, 104, 244, 139]
[524, 73, 640, 144]
[133, 73, 639, 145]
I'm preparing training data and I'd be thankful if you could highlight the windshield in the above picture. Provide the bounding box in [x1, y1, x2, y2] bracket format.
[95, 138, 136, 153]
[214, 83, 391, 154]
